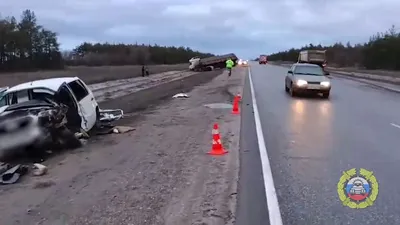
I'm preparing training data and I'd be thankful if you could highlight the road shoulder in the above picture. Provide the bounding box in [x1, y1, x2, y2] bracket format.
[0, 68, 245, 225]
[235, 69, 270, 225]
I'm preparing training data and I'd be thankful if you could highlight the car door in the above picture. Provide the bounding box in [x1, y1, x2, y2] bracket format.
[78, 79, 98, 108]
[66, 80, 97, 131]
[54, 84, 85, 131]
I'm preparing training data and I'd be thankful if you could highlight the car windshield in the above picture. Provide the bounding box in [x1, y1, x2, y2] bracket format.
[294, 65, 324, 76]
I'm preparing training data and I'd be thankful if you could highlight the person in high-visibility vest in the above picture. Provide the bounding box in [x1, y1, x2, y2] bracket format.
[225, 58, 235, 76]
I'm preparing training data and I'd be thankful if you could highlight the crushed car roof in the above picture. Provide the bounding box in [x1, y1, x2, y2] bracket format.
[6, 77, 79, 93]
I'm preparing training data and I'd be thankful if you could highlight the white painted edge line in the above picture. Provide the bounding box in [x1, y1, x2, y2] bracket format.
[248, 67, 283, 225]
[390, 123, 400, 129]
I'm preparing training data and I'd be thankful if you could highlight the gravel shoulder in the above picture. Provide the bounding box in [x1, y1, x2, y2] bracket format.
[0, 68, 245, 225]
[0, 64, 188, 87]
[329, 67, 400, 77]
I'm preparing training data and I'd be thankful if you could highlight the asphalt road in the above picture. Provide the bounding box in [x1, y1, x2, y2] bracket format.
[237, 62, 400, 225]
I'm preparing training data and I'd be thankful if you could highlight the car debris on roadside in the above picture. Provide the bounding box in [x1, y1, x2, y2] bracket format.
[32, 163, 47, 176]
[172, 93, 189, 98]
[0, 162, 48, 185]
[0, 163, 28, 185]
[0, 77, 124, 163]
[96, 124, 135, 135]
[99, 109, 124, 122]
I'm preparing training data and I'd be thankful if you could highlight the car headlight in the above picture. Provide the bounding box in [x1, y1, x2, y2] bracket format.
[296, 80, 307, 86]
[321, 81, 330, 87]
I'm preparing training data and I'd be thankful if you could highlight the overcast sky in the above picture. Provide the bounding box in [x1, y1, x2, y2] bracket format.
[2, 0, 400, 59]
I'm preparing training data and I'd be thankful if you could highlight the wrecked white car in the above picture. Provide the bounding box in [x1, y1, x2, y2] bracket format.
[0, 77, 123, 160]
[1, 77, 101, 132]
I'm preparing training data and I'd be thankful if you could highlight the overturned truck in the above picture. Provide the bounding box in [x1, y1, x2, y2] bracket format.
[188, 53, 238, 72]
[0, 77, 123, 161]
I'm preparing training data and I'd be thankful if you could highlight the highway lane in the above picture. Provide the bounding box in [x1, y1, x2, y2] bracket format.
[247, 62, 400, 225]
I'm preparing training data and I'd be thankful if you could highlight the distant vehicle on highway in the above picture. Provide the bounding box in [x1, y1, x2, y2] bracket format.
[298, 50, 329, 75]
[237, 59, 248, 66]
[285, 63, 331, 98]
[259, 55, 267, 64]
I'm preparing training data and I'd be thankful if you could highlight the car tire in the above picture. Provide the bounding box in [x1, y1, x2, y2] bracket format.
[285, 84, 289, 92]
[322, 92, 330, 99]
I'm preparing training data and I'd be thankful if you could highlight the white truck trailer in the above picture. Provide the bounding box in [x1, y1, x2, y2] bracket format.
[298, 50, 329, 75]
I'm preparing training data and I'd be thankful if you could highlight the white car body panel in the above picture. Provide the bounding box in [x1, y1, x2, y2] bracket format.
[6, 77, 77, 93]
[77, 95, 96, 131]
[77, 81, 98, 131]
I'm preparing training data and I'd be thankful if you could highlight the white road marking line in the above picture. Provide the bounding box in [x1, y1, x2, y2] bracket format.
[248, 67, 283, 225]
[390, 123, 400, 129]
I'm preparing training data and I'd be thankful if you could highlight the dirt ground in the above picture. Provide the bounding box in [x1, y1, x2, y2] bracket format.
[0, 64, 188, 87]
[0, 68, 246, 225]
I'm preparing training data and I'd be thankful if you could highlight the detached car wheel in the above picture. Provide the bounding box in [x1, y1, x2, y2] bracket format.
[322, 92, 330, 99]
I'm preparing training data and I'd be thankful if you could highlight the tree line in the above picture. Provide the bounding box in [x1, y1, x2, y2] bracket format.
[65, 42, 214, 66]
[0, 10, 63, 72]
[267, 26, 400, 70]
[0, 10, 214, 73]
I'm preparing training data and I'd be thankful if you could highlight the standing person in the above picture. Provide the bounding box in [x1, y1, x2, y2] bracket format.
[225, 58, 234, 76]
[141, 65, 145, 77]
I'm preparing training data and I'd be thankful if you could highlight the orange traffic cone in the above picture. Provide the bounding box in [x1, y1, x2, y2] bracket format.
[208, 123, 228, 155]
[232, 96, 240, 115]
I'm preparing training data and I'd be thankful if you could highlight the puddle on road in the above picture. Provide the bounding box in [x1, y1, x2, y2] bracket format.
[204, 103, 232, 109]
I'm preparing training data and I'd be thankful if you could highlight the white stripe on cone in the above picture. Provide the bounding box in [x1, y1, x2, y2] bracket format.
[212, 139, 222, 144]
